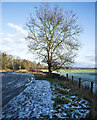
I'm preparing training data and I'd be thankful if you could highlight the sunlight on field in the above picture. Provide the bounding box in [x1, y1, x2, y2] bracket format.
[0, 69, 13, 72]
[41, 69, 96, 74]
[41, 69, 48, 72]
[16, 69, 28, 73]
[59, 69, 95, 73]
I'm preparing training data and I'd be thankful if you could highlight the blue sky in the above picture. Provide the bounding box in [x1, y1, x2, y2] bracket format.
[96, 1, 97, 68]
[1, 2, 95, 68]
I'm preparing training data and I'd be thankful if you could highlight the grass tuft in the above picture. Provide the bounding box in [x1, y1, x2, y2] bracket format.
[54, 97, 70, 107]
[55, 87, 70, 95]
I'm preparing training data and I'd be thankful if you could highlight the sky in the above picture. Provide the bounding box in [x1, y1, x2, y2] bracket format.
[96, 1, 97, 68]
[0, 2, 95, 68]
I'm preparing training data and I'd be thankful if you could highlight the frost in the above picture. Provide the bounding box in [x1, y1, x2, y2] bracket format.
[2, 72, 91, 119]
[2, 79, 53, 119]
[52, 84, 91, 119]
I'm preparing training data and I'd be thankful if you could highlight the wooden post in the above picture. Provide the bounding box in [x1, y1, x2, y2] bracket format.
[79, 78, 81, 88]
[72, 76, 73, 82]
[66, 73, 68, 81]
[91, 82, 93, 92]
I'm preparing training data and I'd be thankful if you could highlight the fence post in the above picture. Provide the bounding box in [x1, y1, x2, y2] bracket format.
[72, 76, 73, 82]
[66, 73, 68, 81]
[79, 78, 81, 88]
[91, 82, 93, 92]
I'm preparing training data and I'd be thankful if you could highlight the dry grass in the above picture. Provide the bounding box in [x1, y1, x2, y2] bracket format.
[35, 73, 97, 119]
[0, 69, 13, 72]
[59, 80, 97, 119]
[16, 69, 28, 73]
[16, 69, 45, 75]
[54, 97, 70, 107]
[55, 87, 71, 95]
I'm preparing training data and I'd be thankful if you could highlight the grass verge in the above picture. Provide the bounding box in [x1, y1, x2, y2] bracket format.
[1, 70, 97, 119]
[35, 73, 97, 120]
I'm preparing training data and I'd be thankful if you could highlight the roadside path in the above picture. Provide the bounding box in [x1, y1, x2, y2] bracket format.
[2, 72, 53, 119]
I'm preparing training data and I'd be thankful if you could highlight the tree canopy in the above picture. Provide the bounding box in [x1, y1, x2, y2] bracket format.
[26, 3, 82, 74]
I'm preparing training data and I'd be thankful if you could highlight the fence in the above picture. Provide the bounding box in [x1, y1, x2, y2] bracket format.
[66, 73, 94, 93]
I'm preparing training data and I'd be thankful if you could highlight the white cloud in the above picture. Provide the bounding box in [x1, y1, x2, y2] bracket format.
[7, 33, 17, 38]
[8, 23, 28, 36]
[74, 55, 95, 68]
[74, 61, 95, 68]
[3, 38, 13, 42]
[0, 32, 3, 35]
[0, 23, 37, 62]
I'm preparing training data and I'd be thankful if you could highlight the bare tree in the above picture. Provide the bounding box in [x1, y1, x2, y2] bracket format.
[26, 3, 82, 74]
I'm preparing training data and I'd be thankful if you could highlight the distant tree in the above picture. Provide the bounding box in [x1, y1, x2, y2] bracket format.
[6, 55, 13, 69]
[31, 61, 37, 69]
[36, 62, 43, 69]
[1, 52, 44, 70]
[2, 52, 7, 69]
[15, 58, 21, 70]
[26, 3, 82, 74]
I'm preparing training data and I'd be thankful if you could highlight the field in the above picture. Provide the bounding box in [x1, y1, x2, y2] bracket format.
[55, 69, 96, 93]
[59, 69, 96, 73]
[41, 68, 96, 73]
[38, 68, 97, 93]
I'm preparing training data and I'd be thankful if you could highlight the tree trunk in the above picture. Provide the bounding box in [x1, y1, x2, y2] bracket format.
[48, 50, 52, 75]
[48, 62, 52, 74]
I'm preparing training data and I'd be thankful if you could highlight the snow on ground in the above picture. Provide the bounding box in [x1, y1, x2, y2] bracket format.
[2, 72, 91, 119]
[2, 80, 53, 119]
[51, 84, 90, 119]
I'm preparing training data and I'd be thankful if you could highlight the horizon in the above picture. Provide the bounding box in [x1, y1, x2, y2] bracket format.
[1, 50, 96, 69]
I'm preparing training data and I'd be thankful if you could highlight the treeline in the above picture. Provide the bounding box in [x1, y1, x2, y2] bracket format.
[0, 52, 44, 70]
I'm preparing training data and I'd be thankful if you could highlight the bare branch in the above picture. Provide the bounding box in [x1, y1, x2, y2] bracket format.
[25, 3, 82, 73]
